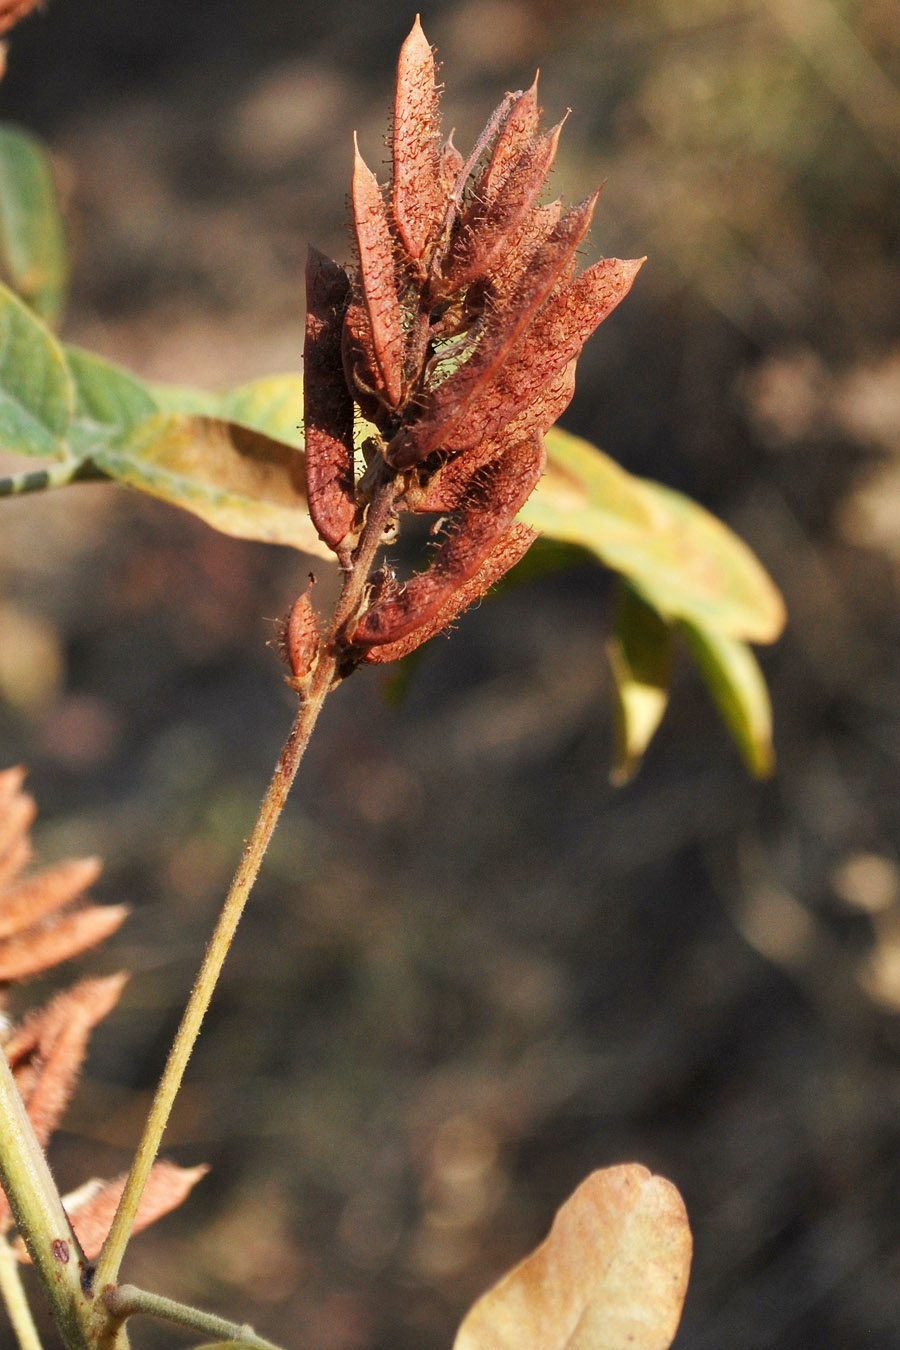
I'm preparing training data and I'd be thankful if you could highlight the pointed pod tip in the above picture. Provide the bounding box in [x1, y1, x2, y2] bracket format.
[404, 13, 431, 52]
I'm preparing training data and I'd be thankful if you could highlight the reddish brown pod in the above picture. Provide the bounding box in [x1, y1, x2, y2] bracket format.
[279, 584, 320, 690]
[352, 432, 546, 648]
[303, 248, 357, 553]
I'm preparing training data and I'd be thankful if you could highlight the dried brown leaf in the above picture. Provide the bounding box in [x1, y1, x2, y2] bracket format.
[354, 432, 545, 645]
[351, 137, 405, 407]
[454, 1166, 692, 1350]
[390, 193, 599, 466]
[0, 857, 103, 940]
[392, 17, 442, 261]
[0, 904, 128, 983]
[303, 246, 357, 550]
[66, 1161, 209, 1261]
[363, 523, 536, 663]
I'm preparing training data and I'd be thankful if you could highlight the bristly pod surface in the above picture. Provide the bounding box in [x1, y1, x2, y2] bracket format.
[303, 18, 644, 664]
[280, 583, 320, 689]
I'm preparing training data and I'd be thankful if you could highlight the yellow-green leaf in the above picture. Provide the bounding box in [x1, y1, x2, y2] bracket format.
[523, 428, 785, 643]
[608, 582, 673, 785]
[219, 374, 304, 448]
[151, 373, 304, 448]
[0, 281, 73, 457]
[454, 1165, 692, 1350]
[0, 124, 68, 326]
[92, 413, 332, 558]
[679, 619, 774, 776]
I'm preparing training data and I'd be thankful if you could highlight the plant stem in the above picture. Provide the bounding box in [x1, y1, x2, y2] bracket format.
[92, 475, 397, 1294]
[0, 459, 105, 498]
[102, 1284, 282, 1350]
[0, 1052, 90, 1349]
[0, 1234, 44, 1350]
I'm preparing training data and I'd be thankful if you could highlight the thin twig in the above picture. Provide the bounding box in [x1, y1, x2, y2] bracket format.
[0, 460, 105, 498]
[102, 1284, 282, 1350]
[92, 475, 396, 1293]
[0, 1051, 90, 1349]
[0, 1234, 44, 1350]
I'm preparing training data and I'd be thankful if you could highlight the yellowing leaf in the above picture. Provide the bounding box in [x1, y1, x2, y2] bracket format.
[92, 413, 333, 560]
[0, 124, 68, 326]
[454, 1165, 691, 1350]
[608, 583, 673, 785]
[524, 428, 785, 644]
[679, 620, 775, 777]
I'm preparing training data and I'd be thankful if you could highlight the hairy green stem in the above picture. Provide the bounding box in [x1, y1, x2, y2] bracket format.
[0, 1234, 44, 1350]
[0, 459, 105, 498]
[0, 1053, 90, 1349]
[92, 476, 396, 1293]
[102, 1285, 282, 1350]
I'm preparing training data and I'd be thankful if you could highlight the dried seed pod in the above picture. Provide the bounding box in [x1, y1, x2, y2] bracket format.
[303, 247, 357, 551]
[485, 199, 562, 299]
[351, 137, 405, 407]
[478, 77, 541, 203]
[439, 257, 646, 454]
[392, 15, 442, 262]
[445, 119, 564, 290]
[280, 583, 320, 685]
[353, 432, 545, 646]
[437, 136, 465, 199]
[362, 522, 537, 663]
[389, 192, 600, 467]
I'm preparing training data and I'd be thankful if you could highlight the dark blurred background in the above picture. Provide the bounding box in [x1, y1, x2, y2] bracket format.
[1, 1, 900, 1346]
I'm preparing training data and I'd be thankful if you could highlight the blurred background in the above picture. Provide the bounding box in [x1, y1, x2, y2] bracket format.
[1, 0, 900, 1345]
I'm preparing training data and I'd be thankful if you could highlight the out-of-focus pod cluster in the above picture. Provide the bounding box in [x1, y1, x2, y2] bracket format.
[299, 18, 643, 674]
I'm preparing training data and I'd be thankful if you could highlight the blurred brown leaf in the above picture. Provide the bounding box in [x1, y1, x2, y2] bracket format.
[63, 1160, 210, 1261]
[5, 974, 128, 1150]
[454, 1165, 691, 1350]
[0, 767, 127, 983]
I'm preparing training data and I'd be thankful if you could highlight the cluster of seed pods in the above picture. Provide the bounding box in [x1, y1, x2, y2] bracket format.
[296, 18, 643, 677]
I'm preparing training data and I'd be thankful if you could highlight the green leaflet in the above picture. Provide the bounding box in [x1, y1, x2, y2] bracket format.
[525, 427, 785, 644]
[679, 619, 774, 777]
[0, 282, 73, 457]
[0, 124, 69, 326]
[607, 582, 673, 785]
[64, 345, 159, 453]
